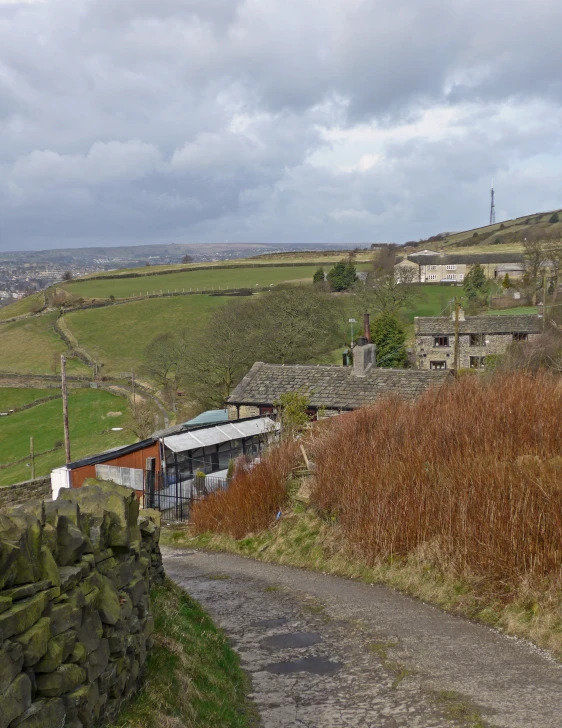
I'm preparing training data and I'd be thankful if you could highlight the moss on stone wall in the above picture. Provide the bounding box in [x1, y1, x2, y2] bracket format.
[0, 478, 163, 728]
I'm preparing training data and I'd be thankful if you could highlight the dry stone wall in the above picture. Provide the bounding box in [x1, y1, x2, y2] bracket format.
[0, 479, 52, 510]
[0, 478, 164, 728]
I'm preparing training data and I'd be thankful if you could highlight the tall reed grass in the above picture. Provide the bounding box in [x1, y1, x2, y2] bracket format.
[191, 442, 299, 539]
[310, 372, 562, 584]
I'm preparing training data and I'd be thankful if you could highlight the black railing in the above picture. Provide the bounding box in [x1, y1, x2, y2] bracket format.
[143, 471, 229, 522]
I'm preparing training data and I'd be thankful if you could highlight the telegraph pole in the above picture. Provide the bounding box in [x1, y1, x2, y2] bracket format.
[30, 436, 35, 480]
[453, 297, 460, 379]
[490, 185, 496, 225]
[132, 370, 136, 416]
[61, 355, 71, 464]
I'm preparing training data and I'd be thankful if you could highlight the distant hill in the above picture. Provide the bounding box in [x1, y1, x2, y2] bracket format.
[406, 209, 562, 255]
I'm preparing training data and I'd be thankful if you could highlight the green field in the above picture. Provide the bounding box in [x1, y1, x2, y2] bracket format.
[0, 312, 90, 375]
[0, 388, 133, 485]
[65, 295, 229, 375]
[0, 388, 59, 412]
[0, 292, 44, 321]
[62, 264, 347, 300]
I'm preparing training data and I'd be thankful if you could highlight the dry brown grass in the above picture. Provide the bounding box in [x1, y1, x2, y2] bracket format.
[309, 372, 562, 585]
[190, 441, 300, 539]
[182, 372, 562, 654]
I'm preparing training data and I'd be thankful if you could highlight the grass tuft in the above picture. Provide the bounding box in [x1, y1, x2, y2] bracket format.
[109, 579, 258, 728]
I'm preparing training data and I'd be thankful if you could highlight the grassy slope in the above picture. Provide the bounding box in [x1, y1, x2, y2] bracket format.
[0, 292, 44, 321]
[0, 312, 90, 376]
[112, 580, 257, 728]
[62, 265, 337, 299]
[412, 209, 562, 254]
[65, 295, 229, 375]
[0, 388, 132, 484]
[0, 388, 59, 411]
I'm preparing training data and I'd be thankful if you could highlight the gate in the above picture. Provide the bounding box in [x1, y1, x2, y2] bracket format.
[142, 470, 228, 522]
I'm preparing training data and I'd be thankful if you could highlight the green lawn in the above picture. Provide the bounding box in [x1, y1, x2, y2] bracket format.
[0, 388, 59, 412]
[0, 388, 133, 485]
[0, 312, 90, 376]
[64, 295, 230, 376]
[62, 265, 342, 300]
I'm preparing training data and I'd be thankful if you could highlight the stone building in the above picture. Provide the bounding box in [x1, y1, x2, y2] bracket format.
[226, 339, 451, 420]
[396, 252, 525, 284]
[414, 311, 542, 370]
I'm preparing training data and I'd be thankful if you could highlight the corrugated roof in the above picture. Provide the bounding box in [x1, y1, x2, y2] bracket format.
[415, 314, 542, 335]
[227, 363, 450, 410]
[163, 416, 279, 453]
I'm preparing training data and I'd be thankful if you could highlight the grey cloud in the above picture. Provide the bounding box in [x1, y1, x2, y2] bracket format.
[1, 0, 562, 250]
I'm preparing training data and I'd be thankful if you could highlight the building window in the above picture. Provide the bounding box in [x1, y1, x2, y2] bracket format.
[429, 265, 438, 270]
[434, 336, 450, 347]
[513, 333, 528, 341]
[458, 274, 464, 281]
[470, 356, 486, 370]
[446, 265, 457, 270]
[443, 274, 457, 280]
[470, 333, 486, 346]
[430, 361, 447, 370]
[426, 274, 437, 281]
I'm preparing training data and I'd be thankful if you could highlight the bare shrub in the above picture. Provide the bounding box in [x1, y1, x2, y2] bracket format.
[191, 441, 300, 539]
[501, 328, 562, 372]
[308, 372, 562, 584]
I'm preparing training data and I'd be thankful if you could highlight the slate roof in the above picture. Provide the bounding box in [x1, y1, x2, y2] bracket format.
[227, 363, 451, 410]
[407, 253, 524, 266]
[415, 314, 542, 336]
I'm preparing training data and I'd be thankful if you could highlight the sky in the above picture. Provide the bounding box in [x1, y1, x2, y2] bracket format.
[1, 0, 562, 251]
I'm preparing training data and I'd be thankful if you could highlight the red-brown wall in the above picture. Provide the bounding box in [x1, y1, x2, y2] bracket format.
[70, 441, 161, 490]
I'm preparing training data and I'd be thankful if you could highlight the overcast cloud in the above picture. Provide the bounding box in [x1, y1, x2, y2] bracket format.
[1, 0, 562, 251]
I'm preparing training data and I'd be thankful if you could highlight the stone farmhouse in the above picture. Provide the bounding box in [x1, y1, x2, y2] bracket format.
[396, 252, 525, 284]
[414, 311, 542, 370]
[227, 338, 451, 420]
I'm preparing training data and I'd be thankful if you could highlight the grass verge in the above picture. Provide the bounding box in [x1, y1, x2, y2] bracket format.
[109, 579, 258, 728]
[163, 505, 562, 659]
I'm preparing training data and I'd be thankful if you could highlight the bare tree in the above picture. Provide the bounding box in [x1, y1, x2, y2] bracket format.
[129, 400, 157, 440]
[545, 239, 562, 303]
[184, 300, 256, 409]
[355, 262, 419, 316]
[523, 239, 547, 305]
[181, 254, 194, 264]
[250, 286, 341, 364]
[184, 287, 342, 408]
[142, 331, 190, 410]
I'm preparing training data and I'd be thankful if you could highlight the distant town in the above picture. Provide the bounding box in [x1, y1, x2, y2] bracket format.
[0, 241, 362, 308]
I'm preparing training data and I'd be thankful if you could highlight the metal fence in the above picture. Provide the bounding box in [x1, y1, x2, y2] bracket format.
[142, 470, 229, 522]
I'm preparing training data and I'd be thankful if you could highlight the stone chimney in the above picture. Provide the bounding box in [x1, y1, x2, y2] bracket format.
[352, 338, 376, 376]
[363, 312, 371, 343]
[450, 306, 465, 321]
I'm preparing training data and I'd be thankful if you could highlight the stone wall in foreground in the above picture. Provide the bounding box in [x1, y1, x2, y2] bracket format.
[0, 478, 164, 728]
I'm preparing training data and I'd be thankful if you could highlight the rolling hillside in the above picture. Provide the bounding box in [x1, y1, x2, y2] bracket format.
[410, 208, 562, 254]
[64, 295, 229, 376]
[0, 388, 133, 485]
[60, 264, 330, 300]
